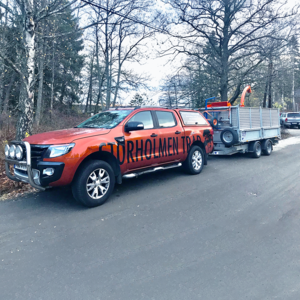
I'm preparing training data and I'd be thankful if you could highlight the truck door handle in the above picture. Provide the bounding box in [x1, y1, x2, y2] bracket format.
[151, 134, 158, 137]
[175, 131, 181, 134]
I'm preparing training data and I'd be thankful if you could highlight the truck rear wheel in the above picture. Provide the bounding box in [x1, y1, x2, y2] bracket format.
[251, 141, 262, 158]
[262, 139, 272, 156]
[72, 160, 115, 207]
[183, 145, 204, 175]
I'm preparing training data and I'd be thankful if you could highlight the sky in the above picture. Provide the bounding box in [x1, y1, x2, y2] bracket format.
[80, 0, 180, 105]
[79, 0, 298, 106]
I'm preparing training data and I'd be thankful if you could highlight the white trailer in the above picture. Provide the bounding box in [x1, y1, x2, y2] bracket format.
[200, 87, 281, 158]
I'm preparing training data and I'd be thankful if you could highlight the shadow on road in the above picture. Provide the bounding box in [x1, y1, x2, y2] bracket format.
[5, 153, 252, 210]
[6, 167, 189, 209]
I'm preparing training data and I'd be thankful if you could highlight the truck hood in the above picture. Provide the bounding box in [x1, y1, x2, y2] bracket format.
[24, 128, 111, 145]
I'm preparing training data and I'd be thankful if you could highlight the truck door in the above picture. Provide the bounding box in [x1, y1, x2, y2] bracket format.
[154, 110, 185, 164]
[123, 110, 160, 172]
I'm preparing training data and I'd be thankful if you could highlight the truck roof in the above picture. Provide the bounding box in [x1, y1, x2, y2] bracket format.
[106, 106, 195, 111]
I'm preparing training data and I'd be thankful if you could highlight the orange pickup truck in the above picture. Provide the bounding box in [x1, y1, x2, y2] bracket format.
[4, 107, 213, 207]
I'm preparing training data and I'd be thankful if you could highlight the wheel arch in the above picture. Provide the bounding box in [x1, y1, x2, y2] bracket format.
[73, 151, 122, 184]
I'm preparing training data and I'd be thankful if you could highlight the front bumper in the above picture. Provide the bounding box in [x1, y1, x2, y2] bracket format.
[5, 141, 64, 190]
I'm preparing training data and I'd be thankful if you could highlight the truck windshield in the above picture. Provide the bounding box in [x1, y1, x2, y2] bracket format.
[287, 113, 300, 117]
[77, 110, 132, 129]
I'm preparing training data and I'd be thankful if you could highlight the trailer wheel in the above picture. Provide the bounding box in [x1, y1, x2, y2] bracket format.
[72, 160, 115, 207]
[262, 139, 272, 156]
[251, 141, 262, 158]
[220, 128, 238, 147]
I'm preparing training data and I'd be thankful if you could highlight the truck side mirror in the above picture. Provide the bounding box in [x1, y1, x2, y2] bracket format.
[125, 121, 144, 132]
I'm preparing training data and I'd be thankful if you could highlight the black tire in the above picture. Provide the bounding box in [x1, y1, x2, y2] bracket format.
[251, 141, 262, 158]
[220, 128, 238, 147]
[209, 118, 219, 128]
[72, 160, 115, 207]
[183, 145, 204, 175]
[262, 139, 272, 156]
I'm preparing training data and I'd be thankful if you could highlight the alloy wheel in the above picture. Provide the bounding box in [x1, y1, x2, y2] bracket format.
[86, 168, 110, 199]
[192, 150, 202, 171]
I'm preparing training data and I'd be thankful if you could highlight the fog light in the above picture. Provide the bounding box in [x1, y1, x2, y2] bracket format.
[32, 169, 40, 185]
[16, 145, 23, 160]
[9, 145, 16, 159]
[43, 168, 54, 176]
[5, 144, 10, 158]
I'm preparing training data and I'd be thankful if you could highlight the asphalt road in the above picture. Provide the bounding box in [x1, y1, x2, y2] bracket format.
[1, 131, 300, 300]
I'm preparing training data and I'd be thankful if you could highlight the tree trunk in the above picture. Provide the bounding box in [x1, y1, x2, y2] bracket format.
[105, 14, 111, 109]
[220, 4, 230, 102]
[292, 52, 295, 111]
[50, 40, 55, 119]
[263, 60, 272, 108]
[85, 87, 90, 113]
[281, 83, 284, 105]
[36, 33, 45, 126]
[0, 68, 5, 113]
[89, 84, 93, 112]
[95, 73, 104, 114]
[16, 0, 36, 140]
[85, 54, 94, 113]
[263, 80, 268, 108]
[112, 64, 121, 107]
[59, 82, 66, 104]
[0, 0, 9, 112]
[220, 59, 229, 102]
[2, 71, 16, 115]
[267, 61, 273, 108]
[95, 27, 104, 113]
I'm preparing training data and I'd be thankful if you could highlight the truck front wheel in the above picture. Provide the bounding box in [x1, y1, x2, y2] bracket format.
[72, 160, 115, 207]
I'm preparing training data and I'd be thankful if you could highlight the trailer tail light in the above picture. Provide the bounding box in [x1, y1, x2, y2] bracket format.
[285, 118, 288, 122]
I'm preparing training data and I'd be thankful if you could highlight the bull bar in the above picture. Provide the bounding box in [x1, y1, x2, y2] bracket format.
[5, 141, 46, 191]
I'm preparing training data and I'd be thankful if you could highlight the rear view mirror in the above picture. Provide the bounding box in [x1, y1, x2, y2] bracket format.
[125, 121, 144, 132]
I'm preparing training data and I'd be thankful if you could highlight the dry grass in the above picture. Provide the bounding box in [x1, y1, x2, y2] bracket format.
[0, 110, 89, 199]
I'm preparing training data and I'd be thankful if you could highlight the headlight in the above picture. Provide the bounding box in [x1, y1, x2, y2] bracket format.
[4, 144, 10, 158]
[15, 145, 23, 160]
[46, 143, 75, 158]
[9, 145, 16, 159]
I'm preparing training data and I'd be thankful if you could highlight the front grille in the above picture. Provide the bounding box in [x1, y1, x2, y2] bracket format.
[30, 145, 49, 159]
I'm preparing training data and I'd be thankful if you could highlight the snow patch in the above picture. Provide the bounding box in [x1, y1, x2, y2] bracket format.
[273, 137, 300, 152]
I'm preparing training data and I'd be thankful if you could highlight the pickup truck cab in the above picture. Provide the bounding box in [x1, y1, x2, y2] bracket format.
[280, 112, 300, 128]
[4, 107, 213, 207]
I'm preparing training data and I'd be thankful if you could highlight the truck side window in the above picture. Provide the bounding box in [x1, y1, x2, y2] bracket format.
[156, 111, 176, 128]
[180, 111, 208, 125]
[129, 111, 154, 129]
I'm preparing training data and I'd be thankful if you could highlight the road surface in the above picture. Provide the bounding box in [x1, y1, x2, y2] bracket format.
[1, 130, 300, 300]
